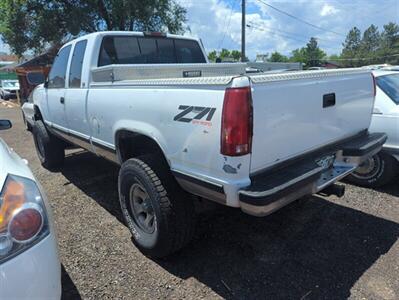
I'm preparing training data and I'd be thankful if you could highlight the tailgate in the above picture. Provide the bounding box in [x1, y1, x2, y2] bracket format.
[249, 69, 375, 174]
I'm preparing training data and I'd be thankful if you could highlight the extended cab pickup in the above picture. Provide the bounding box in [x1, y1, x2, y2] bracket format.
[26, 31, 386, 257]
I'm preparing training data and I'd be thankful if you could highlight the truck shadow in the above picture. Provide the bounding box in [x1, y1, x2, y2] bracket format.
[375, 176, 399, 198]
[61, 264, 82, 300]
[61, 151, 399, 299]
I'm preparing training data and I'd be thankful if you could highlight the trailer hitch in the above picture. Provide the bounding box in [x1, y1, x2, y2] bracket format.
[318, 183, 346, 198]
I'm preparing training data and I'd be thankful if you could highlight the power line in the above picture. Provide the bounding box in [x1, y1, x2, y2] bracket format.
[218, 0, 238, 49]
[247, 23, 312, 44]
[246, 23, 339, 51]
[256, 0, 345, 37]
[247, 21, 332, 43]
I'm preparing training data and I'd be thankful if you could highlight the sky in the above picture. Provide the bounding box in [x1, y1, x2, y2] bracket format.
[177, 0, 399, 59]
[1, 0, 398, 59]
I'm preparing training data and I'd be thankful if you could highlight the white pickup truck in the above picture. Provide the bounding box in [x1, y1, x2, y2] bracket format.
[25, 31, 386, 257]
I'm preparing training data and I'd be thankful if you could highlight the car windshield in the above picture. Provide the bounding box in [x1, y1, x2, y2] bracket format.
[376, 74, 399, 104]
[2, 81, 19, 88]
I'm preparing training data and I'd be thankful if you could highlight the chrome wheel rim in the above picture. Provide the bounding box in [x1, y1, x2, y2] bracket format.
[128, 183, 155, 234]
[352, 155, 381, 180]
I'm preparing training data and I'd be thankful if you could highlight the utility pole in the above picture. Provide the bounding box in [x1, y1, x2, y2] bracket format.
[241, 0, 246, 62]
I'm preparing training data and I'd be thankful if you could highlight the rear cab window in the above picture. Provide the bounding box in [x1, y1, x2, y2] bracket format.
[69, 40, 88, 88]
[98, 35, 206, 66]
[376, 74, 399, 105]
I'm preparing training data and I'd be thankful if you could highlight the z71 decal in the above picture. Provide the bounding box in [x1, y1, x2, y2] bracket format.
[174, 105, 216, 126]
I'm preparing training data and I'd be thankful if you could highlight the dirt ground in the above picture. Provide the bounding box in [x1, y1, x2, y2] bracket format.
[1, 103, 398, 299]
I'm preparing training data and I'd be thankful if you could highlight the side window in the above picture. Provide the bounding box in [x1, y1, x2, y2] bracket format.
[98, 36, 141, 66]
[175, 40, 206, 63]
[48, 45, 71, 89]
[69, 40, 87, 88]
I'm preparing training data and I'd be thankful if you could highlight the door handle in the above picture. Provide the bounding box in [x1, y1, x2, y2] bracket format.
[60, 97, 65, 104]
[323, 93, 335, 108]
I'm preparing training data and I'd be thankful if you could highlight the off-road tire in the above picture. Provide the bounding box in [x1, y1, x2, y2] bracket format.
[346, 152, 397, 188]
[32, 120, 65, 169]
[118, 155, 195, 258]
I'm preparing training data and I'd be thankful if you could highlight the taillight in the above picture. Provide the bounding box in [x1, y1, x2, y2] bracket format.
[9, 205, 43, 243]
[221, 86, 253, 156]
[371, 73, 376, 97]
[0, 175, 49, 264]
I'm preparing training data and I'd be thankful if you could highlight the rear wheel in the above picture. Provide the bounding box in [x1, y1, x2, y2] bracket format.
[346, 152, 397, 187]
[118, 155, 195, 258]
[32, 120, 65, 169]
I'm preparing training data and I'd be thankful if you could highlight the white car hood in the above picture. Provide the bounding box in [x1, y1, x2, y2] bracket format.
[0, 138, 33, 189]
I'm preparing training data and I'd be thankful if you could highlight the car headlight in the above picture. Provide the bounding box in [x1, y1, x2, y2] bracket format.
[0, 175, 49, 264]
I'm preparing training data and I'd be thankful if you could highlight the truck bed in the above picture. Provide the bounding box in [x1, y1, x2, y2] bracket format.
[89, 64, 374, 178]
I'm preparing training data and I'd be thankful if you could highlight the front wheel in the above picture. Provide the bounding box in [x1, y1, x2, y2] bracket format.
[32, 120, 65, 169]
[118, 156, 195, 258]
[346, 152, 398, 188]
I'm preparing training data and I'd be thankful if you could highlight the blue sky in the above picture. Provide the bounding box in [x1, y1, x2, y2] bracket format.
[178, 0, 399, 59]
[1, 0, 398, 59]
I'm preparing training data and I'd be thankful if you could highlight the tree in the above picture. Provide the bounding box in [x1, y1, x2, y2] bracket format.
[207, 50, 217, 62]
[305, 37, 326, 67]
[341, 26, 362, 67]
[219, 48, 231, 60]
[289, 48, 306, 64]
[231, 50, 241, 62]
[268, 51, 288, 62]
[380, 22, 399, 64]
[0, 0, 31, 57]
[0, 0, 187, 56]
[360, 24, 381, 64]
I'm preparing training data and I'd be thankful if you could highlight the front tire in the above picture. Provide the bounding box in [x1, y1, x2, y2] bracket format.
[346, 152, 397, 188]
[118, 156, 195, 258]
[32, 120, 65, 169]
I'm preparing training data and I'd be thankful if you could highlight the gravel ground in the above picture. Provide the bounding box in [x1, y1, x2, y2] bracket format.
[1, 103, 399, 300]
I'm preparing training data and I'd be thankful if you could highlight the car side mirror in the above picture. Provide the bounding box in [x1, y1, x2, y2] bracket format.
[26, 72, 45, 85]
[0, 120, 12, 130]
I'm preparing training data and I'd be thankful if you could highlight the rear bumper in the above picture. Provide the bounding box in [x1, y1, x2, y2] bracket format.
[0, 232, 61, 299]
[239, 132, 387, 217]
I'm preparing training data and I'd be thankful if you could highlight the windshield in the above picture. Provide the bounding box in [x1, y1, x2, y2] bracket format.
[376, 74, 399, 104]
[2, 81, 19, 88]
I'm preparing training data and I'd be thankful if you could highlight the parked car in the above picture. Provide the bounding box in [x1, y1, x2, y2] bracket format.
[26, 31, 385, 258]
[0, 80, 20, 100]
[347, 70, 399, 187]
[0, 119, 61, 299]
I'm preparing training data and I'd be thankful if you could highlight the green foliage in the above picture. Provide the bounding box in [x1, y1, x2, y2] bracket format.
[231, 50, 241, 62]
[380, 22, 399, 65]
[305, 37, 326, 67]
[0, 0, 30, 57]
[289, 48, 307, 64]
[207, 50, 217, 62]
[219, 48, 231, 60]
[268, 51, 288, 62]
[341, 26, 362, 67]
[206, 49, 243, 62]
[341, 23, 399, 66]
[0, 0, 187, 56]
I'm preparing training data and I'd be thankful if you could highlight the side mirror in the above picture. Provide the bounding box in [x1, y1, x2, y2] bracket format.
[26, 72, 45, 85]
[0, 120, 12, 130]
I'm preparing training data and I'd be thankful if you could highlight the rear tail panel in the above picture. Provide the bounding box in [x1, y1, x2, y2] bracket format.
[249, 69, 375, 174]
